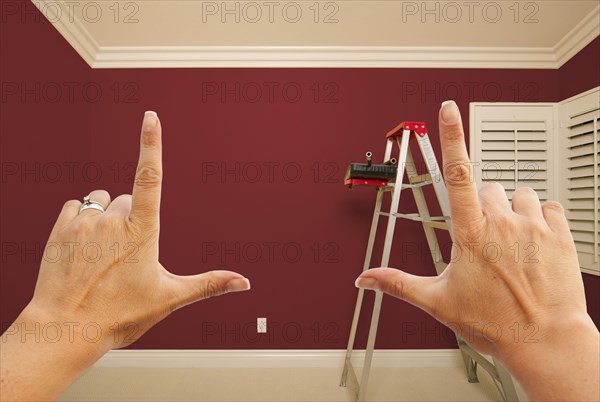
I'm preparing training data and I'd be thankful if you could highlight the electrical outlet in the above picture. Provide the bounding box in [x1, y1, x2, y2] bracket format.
[257, 317, 267, 333]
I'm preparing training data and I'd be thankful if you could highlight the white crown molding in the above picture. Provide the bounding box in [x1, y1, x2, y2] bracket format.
[33, 1, 599, 69]
[94, 349, 464, 368]
[92, 45, 560, 69]
[32, 0, 99, 67]
[554, 5, 600, 68]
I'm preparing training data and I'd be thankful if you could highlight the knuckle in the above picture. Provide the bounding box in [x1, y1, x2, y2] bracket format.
[488, 181, 504, 191]
[444, 162, 473, 188]
[135, 165, 162, 189]
[141, 129, 161, 148]
[97, 214, 120, 231]
[126, 217, 155, 242]
[443, 125, 464, 141]
[199, 279, 226, 299]
[542, 201, 564, 212]
[70, 218, 95, 237]
[514, 186, 537, 197]
[387, 278, 405, 299]
[457, 219, 485, 242]
[492, 212, 516, 228]
[91, 189, 110, 198]
[479, 182, 504, 197]
[63, 199, 81, 210]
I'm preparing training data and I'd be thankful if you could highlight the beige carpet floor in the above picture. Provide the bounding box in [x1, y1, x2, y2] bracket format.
[60, 366, 528, 401]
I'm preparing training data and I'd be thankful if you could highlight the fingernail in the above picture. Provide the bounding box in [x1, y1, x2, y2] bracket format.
[440, 101, 459, 124]
[143, 111, 158, 131]
[355, 277, 380, 290]
[226, 278, 251, 292]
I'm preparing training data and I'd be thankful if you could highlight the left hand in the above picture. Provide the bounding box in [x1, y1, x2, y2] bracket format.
[26, 111, 251, 353]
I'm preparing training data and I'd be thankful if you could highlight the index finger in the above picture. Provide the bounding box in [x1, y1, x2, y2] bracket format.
[438, 101, 483, 228]
[130, 111, 162, 228]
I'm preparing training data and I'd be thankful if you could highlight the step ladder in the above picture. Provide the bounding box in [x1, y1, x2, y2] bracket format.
[340, 122, 520, 402]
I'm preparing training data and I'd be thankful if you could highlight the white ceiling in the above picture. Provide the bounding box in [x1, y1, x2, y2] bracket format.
[34, 0, 600, 68]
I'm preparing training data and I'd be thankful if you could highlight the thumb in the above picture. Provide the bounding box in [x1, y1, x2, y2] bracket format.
[356, 268, 442, 314]
[167, 270, 251, 310]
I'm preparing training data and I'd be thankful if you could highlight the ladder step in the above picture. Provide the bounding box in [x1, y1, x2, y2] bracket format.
[377, 213, 450, 226]
[401, 182, 430, 189]
[399, 174, 433, 189]
[409, 173, 432, 185]
[423, 221, 449, 230]
[378, 213, 451, 232]
[392, 213, 449, 223]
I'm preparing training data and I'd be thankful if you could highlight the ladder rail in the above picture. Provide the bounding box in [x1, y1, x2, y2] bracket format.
[358, 132, 411, 401]
[381, 132, 411, 267]
[405, 148, 446, 272]
[415, 133, 453, 233]
[341, 190, 384, 388]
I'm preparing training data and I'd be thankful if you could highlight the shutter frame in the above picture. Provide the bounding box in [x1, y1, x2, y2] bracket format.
[559, 87, 600, 276]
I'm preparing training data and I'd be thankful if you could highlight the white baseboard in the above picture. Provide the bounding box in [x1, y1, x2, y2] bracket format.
[95, 349, 463, 369]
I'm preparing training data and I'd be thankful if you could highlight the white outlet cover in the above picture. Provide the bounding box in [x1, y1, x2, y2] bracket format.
[257, 317, 267, 333]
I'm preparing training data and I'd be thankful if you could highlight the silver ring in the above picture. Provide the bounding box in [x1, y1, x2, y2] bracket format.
[79, 195, 105, 213]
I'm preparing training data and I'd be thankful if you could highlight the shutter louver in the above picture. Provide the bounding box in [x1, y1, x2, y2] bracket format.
[470, 105, 554, 203]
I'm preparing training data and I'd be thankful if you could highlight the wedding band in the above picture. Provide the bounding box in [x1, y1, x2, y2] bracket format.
[79, 195, 105, 213]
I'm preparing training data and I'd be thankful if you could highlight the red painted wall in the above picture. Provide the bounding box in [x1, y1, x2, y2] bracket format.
[1, 0, 91, 331]
[559, 38, 600, 100]
[87, 68, 559, 350]
[1, 3, 597, 349]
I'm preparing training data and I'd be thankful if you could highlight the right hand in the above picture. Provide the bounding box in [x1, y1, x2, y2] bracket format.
[355, 101, 592, 359]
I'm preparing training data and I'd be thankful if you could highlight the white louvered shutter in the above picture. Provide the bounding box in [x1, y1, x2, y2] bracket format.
[470, 104, 556, 202]
[559, 88, 600, 276]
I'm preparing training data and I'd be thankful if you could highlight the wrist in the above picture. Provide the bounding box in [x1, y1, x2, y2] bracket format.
[1, 304, 108, 401]
[498, 312, 597, 365]
[495, 312, 599, 400]
[13, 302, 108, 366]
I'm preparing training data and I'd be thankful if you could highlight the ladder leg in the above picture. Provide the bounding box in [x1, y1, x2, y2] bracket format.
[460, 344, 479, 383]
[358, 290, 384, 402]
[341, 190, 384, 389]
[340, 286, 364, 388]
[493, 358, 520, 402]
